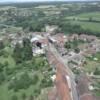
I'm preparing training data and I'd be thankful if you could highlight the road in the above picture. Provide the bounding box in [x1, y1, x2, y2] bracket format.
[48, 43, 79, 100]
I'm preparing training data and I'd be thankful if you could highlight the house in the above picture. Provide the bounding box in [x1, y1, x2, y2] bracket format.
[32, 47, 45, 56]
[53, 33, 68, 45]
[49, 33, 68, 48]
[81, 46, 96, 57]
[68, 34, 79, 41]
[69, 54, 85, 66]
[45, 25, 58, 35]
[79, 34, 97, 42]
[90, 39, 100, 52]
[31, 35, 48, 56]
[31, 35, 44, 43]
[31, 35, 48, 48]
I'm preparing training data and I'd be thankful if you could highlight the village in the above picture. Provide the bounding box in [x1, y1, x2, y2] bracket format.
[0, 25, 100, 100]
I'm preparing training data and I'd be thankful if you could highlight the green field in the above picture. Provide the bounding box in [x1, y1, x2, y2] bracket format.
[66, 12, 100, 20]
[75, 12, 100, 19]
[70, 21, 100, 33]
[65, 12, 100, 33]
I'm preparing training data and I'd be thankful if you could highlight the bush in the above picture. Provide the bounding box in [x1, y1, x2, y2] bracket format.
[0, 72, 5, 84]
[29, 95, 34, 100]
[2, 50, 9, 58]
[21, 93, 27, 100]
[0, 50, 4, 56]
[94, 68, 100, 75]
[33, 74, 39, 85]
[11, 95, 18, 100]
[40, 78, 52, 88]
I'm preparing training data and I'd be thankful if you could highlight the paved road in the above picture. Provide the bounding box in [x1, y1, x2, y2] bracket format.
[48, 43, 79, 100]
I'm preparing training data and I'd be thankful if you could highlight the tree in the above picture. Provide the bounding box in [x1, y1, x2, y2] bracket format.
[11, 95, 18, 100]
[4, 61, 9, 67]
[0, 41, 4, 50]
[21, 93, 27, 100]
[74, 48, 80, 53]
[0, 63, 4, 72]
[13, 38, 33, 63]
[22, 38, 33, 61]
[0, 72, 5, 84]
[13, 43, 23, 63]
[33, 74, 39, 85]
[94, 68, 100, 75]
[89, 17, 93, 22]
[29, 95, 34, 100]
[64, 42, 71, 49]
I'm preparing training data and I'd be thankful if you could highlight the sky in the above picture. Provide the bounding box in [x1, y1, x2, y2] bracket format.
[0, 0, 98, 3]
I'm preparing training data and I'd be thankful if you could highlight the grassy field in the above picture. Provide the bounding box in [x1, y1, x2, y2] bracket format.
[70, 21, 100, 33]
[75, 12, 100, 19]
[66, 12, 100, 20]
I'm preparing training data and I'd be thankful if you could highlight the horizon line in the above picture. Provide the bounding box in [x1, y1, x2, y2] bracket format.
[0, 0, 100, 4]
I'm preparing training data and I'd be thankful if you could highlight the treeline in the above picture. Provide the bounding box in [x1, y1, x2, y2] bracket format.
[0, 1, 70, 8]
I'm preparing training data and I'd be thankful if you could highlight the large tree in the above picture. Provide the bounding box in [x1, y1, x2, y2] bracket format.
[13, 43, 23, 63]
[22, 38, 33, 60]
[13, 38, 33, 63]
